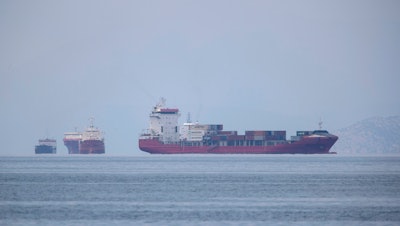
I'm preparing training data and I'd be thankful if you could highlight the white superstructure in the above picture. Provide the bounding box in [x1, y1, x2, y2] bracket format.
[81, 118, 103, 141]
[180, 123, 207, 141]
[64, 132, 82, 140]
[148, 98, 180, 143]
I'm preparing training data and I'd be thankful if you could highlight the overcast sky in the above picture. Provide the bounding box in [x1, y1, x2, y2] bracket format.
[1, 0, 399, 155]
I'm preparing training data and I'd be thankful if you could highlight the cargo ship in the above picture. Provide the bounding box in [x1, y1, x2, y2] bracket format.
[35, 138, 57, 154]
[79, 118, 105, 154]
[63, 130, 81, 154]
[63, 118, 105, 154]
[138, 99, 338, 154]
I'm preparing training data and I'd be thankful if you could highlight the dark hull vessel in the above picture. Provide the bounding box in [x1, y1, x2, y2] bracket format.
[35, 139, 57, 154]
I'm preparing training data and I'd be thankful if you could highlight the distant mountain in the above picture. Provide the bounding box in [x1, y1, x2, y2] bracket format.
[331, 116, 400, 154]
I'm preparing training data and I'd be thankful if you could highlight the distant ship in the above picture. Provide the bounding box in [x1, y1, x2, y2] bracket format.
[79, 118, 105, 154]
[63, 131, 81, 154]
[139, 99, 338, 154]
[35, 138, 57, 154]
[63, 118, 105, 154]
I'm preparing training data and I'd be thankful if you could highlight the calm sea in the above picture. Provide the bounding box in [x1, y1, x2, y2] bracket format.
[1, 155, 399, 226]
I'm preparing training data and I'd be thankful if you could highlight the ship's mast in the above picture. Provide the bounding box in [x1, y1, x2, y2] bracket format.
[89, 117, 95, 128]
[318, 117, 323, 130]
[154, 97, 166, 112]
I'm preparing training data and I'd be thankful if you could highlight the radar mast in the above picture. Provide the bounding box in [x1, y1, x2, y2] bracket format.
[318, 117, 323, 130]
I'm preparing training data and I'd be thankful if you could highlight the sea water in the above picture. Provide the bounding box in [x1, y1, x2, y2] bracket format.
[1, 155, 399, 225]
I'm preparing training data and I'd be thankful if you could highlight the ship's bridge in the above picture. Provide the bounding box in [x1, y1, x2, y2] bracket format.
[149, 98, 180, 143]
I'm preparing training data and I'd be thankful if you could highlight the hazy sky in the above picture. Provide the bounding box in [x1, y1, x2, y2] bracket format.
[1, 0, 399, 155]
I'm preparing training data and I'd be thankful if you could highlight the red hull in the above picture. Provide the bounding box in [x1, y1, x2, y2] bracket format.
[139, 135, 338, 154]
[79, 140, 105, 154]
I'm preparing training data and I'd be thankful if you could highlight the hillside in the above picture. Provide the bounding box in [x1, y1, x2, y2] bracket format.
[331, 116, 400, 154]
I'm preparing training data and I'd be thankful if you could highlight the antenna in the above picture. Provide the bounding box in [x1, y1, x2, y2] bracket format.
[90, 117, 95, 128]
[160, 97, 166, 107]
[156, 97, 166, 109]
[318, 117, 323, 130]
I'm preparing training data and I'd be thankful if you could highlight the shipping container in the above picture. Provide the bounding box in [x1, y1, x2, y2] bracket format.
[209, 124, 223, 131]
[291, 136, 301, 141]
[220, 135, 227, 141]
[245, 131, 264, 136]
[217, 131, 238, 135]
[227, 135, 245, 141]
